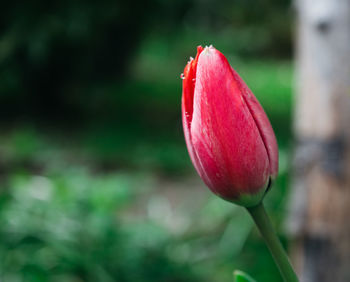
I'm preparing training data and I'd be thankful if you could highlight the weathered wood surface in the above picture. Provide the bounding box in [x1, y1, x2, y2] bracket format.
[290, 0, 350, 281]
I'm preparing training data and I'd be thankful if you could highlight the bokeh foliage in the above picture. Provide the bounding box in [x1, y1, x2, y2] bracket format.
[0, 0, 292, 121]
[0, 0, 292, 281]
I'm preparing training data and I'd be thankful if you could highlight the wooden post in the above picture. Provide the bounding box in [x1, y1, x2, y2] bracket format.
[289, 0, 350, 281]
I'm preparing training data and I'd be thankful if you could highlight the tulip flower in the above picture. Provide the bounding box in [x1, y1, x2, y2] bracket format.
[181, 45, 278, 207]
[181, 46, 298, 282]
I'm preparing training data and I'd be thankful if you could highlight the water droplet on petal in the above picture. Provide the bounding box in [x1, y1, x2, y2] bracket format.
[188, 56, 194, 63]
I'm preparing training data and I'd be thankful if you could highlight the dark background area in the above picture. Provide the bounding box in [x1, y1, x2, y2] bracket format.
[0, 1, 293, 281]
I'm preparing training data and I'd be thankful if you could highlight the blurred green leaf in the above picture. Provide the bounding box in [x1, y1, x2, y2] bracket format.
[233, 270, 257, 282]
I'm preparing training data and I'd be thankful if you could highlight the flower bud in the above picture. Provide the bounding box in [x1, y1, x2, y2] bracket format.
[181, 46, 278, 207]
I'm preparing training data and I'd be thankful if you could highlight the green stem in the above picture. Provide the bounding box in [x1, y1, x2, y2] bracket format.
[247, 202, 298, 282]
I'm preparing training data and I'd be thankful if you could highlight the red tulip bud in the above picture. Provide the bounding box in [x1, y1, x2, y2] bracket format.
[181, 46, 278, 207]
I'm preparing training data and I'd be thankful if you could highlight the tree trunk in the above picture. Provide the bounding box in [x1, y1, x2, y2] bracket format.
[289, 0, 350, 281]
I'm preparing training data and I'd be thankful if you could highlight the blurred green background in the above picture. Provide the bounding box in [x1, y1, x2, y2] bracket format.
[0, 1, 293, 281]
